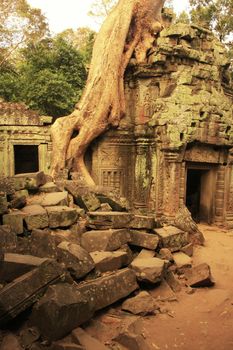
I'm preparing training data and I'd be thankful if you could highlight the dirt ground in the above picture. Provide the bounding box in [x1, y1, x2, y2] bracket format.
[142, 224, 233, 350]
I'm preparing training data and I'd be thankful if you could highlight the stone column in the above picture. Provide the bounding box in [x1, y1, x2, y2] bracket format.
[215, 165, 226, 225]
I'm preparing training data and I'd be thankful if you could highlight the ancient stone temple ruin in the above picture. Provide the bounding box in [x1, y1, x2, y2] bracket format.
[0, 101, 52, 177]
[86, 19, 233, 227]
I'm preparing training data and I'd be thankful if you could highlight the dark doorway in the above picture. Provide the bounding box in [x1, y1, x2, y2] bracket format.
[14, 145, 39, 174]
[186, 167, 216, 224]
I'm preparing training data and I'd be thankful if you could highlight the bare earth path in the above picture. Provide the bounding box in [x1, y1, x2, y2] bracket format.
[143, 224, 233, 350]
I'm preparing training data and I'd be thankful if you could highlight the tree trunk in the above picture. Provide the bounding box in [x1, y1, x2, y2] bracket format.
[51, 0, 166, 184]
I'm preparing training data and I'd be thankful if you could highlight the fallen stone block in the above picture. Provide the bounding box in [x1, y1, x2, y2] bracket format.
[118, 244, 134, 265]
[0, 259, 64, 326]
[0, 192, 8, 215]
[98, 203, 112, 211]
[0, 225, 17, 253]
[22, 205, 48, 230]
[130, 257, 165, 283]
[39, 182, 60, 193]
[9, 195, 27, 210]
[159, 248, 174, 262]
[90, 251, 128, 272]
[129, 215, 155, 229]
[13, 172, 47, 191]
[181, 243, 194, 257]
[0, 176, 15, 195]
[40, 192, 69, 207]
[30, 283, 94, 341]
[129, 230, 159, 250]
[184, 263, 215, 287]
[46, 206, 78, 228]
[87, 212, 133, 229]
[3, 211, 25, 235]
[173, 252, 192, 268]
[149, 279, 177, 302]
[52, 342, 85, 350]
[1, 333, 23, 350]
[0, 253, 48, 283]
[113, 331, 152, 350]
[71, 327, 108, 350]
[121, 291, 158, 315]
[165, 271, 182, 292]
[76, 268, 138, 311]
[81, 229, 130, 252]
[154, 225, 189, 252]
[57, 241, 94, 279]
[134, 249, 155, 261]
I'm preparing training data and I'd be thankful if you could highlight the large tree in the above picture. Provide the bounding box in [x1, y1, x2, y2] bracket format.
[51, 0, 165, 183]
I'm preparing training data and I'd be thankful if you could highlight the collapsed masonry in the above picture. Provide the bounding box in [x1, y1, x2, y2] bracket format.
[0, 172, 213, 349]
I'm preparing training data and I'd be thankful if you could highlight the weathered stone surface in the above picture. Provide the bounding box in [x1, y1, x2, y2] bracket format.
[81, 229, 130, 252]
[76, 268, 138, 311]
[0, 260, 64, 326]
[130, 257, 165, 283]
[0, 193, 8, 215]
[173, 252, 192, 268]
[118, 244, 134, 265]
[3, 211, 25, 235]
[19, 327, 40, 349]
[71, 327, 108, 350]
[0, 253, 48, 282]
[165, 271, 182, 292]
[87, 212, 133, 229]
[154, 225, 189, 252]
[39, 182, 60, 193]
[122, 291, 157, 315]
[52, 342, 85, 350]
[0, 176, 15, 195]
[40, 192, 69, 207]
[149, 279, 177, 302]
[0, 225, 17, 253]
[1, 333, 23, 350]
[114, 331, 151, 350]
[98, 202, 112, 211]
[129, 215, 155, 229]
[90, 251, 128, 272]
[9, 195, 26, 209]
[31, 283, 94, 341]
[181, 243, 194, 257]
[13, 172, 47, 190]
[184, 263, 215, 287]
[134, 249, 155, 260]
[57, 242, 94, 279]
[46, 206, 78, 228]
[129, 230, 159, 250]
[159, 248, 174, 262]
[22, 205, 48, 230]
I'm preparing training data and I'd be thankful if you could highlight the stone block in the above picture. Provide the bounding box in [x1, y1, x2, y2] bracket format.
[13, 171, 47, 190]
[0, 253, 48, 283]
[0, 176, 15, 195]
[129, 215, 155, 229]
[184, 263, 215, 287]
[30, 283, 94, 341]
[0, 193, 8, 215]
[52, 342, 85, 350]
[87, 212, 134, 229]
[1, 334, 23, 350]
[165, 271, 182, 292]
[159, 248, 174, 262]
[39, 182, 60, 193]
[149, 279, 177, 302]
[90, 251, 128, 272]
[130, 257, 165, 283]
[81, 229, 130, 252]
[154, 225, 189, 252]
[121, 291, 157, 315]
[40, 192, 69, 207]
[76, 268, 138, 311]
[113, 331, 151, 350]
[98, 202, 112, 211]
[0, 225, 17, 253]
[129, 230, 159, 250]
[9, 195, 27, 209]
[0, 260, 65, 326]
[14, 189, 29, 198]
[181, 243, 194, 257]
[46, 206, 78, 228]
[3, 211, 25, 235]
[134, 249, 155, 261]
[57, 241, 95, 279]
[173, 252, 192, 268]
[71, 328, 108, 350]
[22, 205, 48, 230]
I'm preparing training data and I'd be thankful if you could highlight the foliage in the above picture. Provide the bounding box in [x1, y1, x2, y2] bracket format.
[189, 0, 233, 42]
[175, 11, 190, 24]
[88, 0, 117, 23]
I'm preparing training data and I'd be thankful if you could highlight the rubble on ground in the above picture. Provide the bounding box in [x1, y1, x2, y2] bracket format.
[0, 172, 214, 349]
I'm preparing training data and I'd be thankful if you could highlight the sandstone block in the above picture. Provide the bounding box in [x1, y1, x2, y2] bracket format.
[129, 230, 159, 250]
[149, 279, 177, 302]
[184, 263, 214, 287]
[22, 205, 48, 230]
[87, 212, 133, 229]
[0, 260, 64, 326]
[81, 229, 130, 252]
[165, 271, 182, 292]
[130, 257, 165, 283]
[173, 252, 192, 268]
[76, 268, 138, 311]
[0, 225, 17, 253]
[114, 331, 151, 350]
[0, 193, 8, 215]
[9, 195, 27, 209]
[121, 291, 157, 315]
[57, 241, 94, 279]
[46, 206, 78, 228]
[129, 215, 155, 229]
[181, 243, 194, 257]
[71, 327, 108, 350]
[159, 248, 174, 262]
[52, 342, 85, 350]
[154, 225, 189, 252]
[90, 251, 128, 272]
[134, 249, 155, 261]
[31, 283, 94, 341]
[0, 253, 48, 282]
[41, 192, 69, 207]
[3, 211, 25, 235]
[39, 182, 60, 193]
[13, 171, 47, 190]
[0, 176, 15, 195]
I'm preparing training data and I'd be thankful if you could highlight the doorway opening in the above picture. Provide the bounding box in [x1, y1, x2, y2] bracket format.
[14, 145, 39, 174]
[186, 167, 216, 224]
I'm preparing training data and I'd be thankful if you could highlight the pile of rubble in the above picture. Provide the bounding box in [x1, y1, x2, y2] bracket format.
[0, 172, 214, 350]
